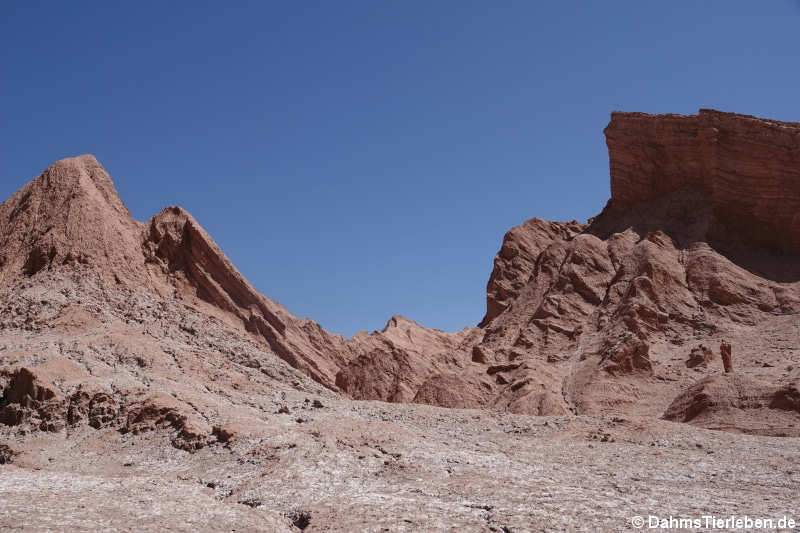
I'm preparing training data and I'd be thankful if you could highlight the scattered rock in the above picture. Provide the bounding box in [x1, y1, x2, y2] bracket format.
[686, 345, 714, 368]
[122, 393, 212, 452]
[0, 367, 67, 432]
[0, 443, 18, 464]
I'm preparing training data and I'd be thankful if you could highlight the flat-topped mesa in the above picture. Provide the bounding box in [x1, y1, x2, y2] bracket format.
[604, 109, 800, 253]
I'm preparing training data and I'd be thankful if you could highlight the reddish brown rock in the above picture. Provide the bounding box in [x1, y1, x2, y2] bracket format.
[1, 112, 800, 530]
[0, 367, 67, 432]
[770, 382, 800, 412]
[686, 345, 714, 368]
[0, 443, 17, 464]
[0, 156, 357, 392]
[2, 109, 799, 429]
[480, 218, 584, 326]
[598, 335, 652, 376]
[0, 155, 150, 287]
[141, 205, 349, 389]
[662, 374, 770, 423]
[720, 340, 733, 373]
[605, 109, 800, 253]
[334, 316, 485, 408]
[661, 374, 800, 436]
[67, 391, 115, 428]
[123, 393, 213, 451]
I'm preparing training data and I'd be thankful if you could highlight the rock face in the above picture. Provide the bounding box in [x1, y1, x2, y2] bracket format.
[605, 109, 800, 253]
[334, 316, 485, 408]
[0, 366, 67, 432]
[464, 110, 800, 425]
[480, 219, 584, 326]
[141, 205, 350, 389]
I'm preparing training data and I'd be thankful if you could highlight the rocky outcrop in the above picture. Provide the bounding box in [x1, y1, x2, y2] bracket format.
[334, 316, 486, 407]
[142, 205, 349, 388]
[466, 110, 800, 424]
[67, 390, 119, 429]
[0, 362, 119, 434]
[0, 156, 351, 390]
[770, 382, 800, 412]
[662, 374, 770, 422]
[686, 345, 714, 368]
[480, 218, 584, 326]
[2, 107, 799, 432]
[605, 109, 800, 253]
[0, 155, 150, 288]
[3, 112, 800, 531]
[123, 393, 213, 451]
[661, 374, 800, 436]
[0, 367, 67, 432]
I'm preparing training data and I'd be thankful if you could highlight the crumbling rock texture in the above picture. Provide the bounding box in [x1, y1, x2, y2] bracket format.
[142, 204, 350, 389]
[1, 110, 799, 530]
[480, 218, 585, 326]
[0, 366, 67, 432]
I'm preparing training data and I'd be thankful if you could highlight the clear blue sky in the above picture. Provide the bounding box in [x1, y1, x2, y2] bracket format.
[2, 2, 799, 336]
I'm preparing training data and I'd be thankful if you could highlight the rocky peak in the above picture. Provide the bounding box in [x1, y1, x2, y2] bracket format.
[0, 157, 350, 389]
[0, 155, 147, 288]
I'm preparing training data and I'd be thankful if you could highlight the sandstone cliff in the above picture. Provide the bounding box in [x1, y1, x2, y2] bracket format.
[605, 109, 800, 253]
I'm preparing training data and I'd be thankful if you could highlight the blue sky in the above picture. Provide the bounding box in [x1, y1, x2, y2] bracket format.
[2, 2, 799, 336]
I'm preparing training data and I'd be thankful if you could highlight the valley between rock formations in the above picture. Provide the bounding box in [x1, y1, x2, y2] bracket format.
[1, 109, 799, 531]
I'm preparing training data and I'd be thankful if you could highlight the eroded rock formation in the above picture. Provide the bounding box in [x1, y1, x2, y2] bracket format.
[1, 110, 799, 435]
[1, 109, 800, 530]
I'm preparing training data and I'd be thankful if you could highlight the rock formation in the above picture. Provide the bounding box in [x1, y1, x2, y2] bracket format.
[1, 109, 799, 530]
[686, 345, 714, 368]
[604, 109, 800, 253]
[3, 109, 799, 431]
[0, 155, 147, 287]
[720, 340, 733, 373]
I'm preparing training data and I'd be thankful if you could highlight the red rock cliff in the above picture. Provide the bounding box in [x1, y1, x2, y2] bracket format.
[605, 109, 800, 252]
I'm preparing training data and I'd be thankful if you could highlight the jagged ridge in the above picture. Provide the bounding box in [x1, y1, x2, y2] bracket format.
[2, 107, 799, 435]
